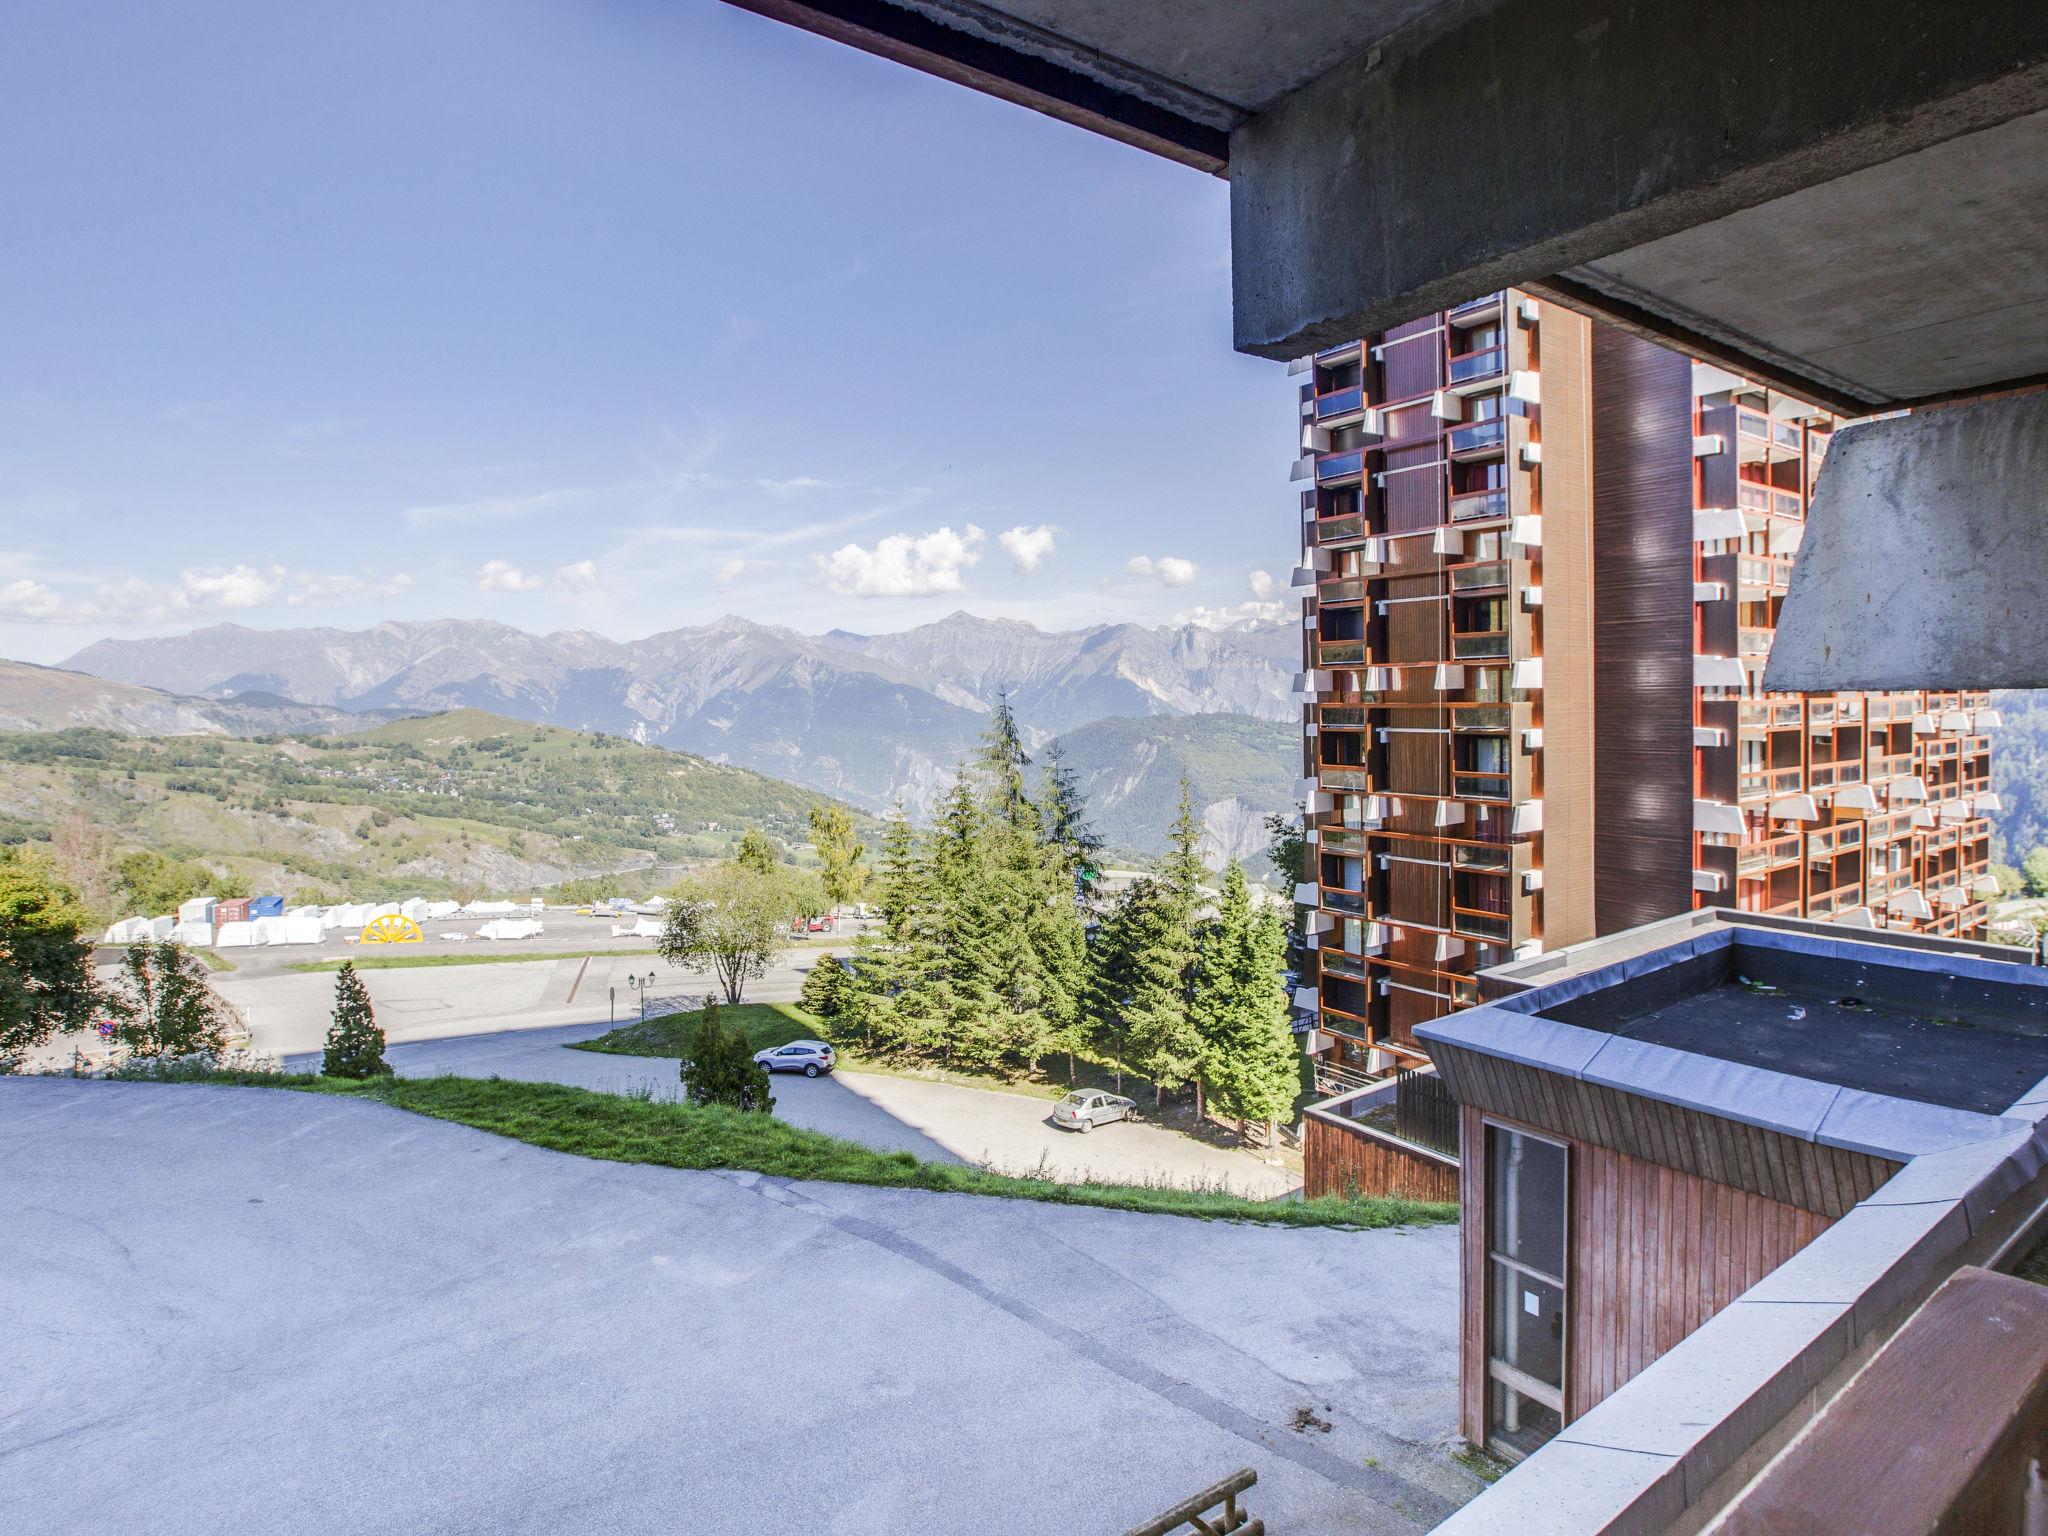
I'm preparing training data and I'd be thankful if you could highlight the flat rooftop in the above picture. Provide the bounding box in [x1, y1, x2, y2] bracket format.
[1533, 933, 2048, 1117]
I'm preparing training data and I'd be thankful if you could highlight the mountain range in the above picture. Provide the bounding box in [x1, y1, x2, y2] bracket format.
[63, 614, 1300, 825]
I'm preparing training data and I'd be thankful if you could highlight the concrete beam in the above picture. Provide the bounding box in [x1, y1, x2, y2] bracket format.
[1229, 0, 2048, 362]
[1764, 392, 2048, 691]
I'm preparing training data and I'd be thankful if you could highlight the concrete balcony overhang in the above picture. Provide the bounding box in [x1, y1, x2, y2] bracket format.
[1694, 655, 1748, 689]
[1887, 888, 1936, 921]
[1890, 776, 1929, 804]
[1694, 799, 1746, 837]
[1769, 794, 1820, 823]
[1833, 784, 1880, 812]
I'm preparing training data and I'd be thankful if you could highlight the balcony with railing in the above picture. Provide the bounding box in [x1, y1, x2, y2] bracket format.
[1318, 885, 1368, 916]
[1739, 699, 1806, 733]
[1809, 760, 1865, 791]
[1736, 832, 1802, 875]
[1313, 384, 1366, 422]
[1316, 636, 1370, 668]
[1807, 882, 1864, 918]
[1446, 344, 1504, 386]
[1447, 417, 1506, 460]
[1319, 764, 1373, 791]
[1452, 769, 1512, 803]
[1450, 626, 1510, 661]
[1448, 291, 1504, 325]
[1449, 486, 1508, 524]
[1449, 558, 1512, 593]
[1807, 822, 1865, 859]
[1737, 553, 1793, 594]
[1318, 575, 1366, 604]
[1738, 625, 1775, 657]
[1316, 824, 1372, 856]
[1739, 765, 1805, 802]
[1312, 509, 1367, 545]
[1868, 751, 1915, 781]
[1315, 447, 1366, 485]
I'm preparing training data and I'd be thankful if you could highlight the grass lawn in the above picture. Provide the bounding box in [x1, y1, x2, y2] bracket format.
[571, 1001, 824, 1057]
[133, 1068, 1453, 1230]
[191, 948, 237, 973]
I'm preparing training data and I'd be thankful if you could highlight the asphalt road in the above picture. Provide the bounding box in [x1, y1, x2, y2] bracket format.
[1, 1079, 1477, 1536]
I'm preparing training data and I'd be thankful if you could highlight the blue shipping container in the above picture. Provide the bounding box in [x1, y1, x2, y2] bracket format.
[248, 895, 285, 918]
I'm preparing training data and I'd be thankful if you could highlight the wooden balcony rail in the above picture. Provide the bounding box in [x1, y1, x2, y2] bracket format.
[1124, 1468, 1262, 1536]
[1451, 703, 1514, 731]
[1319, 704, 1367, 727]
[1452, 769, 1511, 802]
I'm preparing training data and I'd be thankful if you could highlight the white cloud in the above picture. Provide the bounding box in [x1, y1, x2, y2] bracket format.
[755, 475, 832, 494]
[998, 524, 1058, 575]
[475, 560, 544, 594]
[286, 570, 414, 607]
[1174, 600, 1289, 631]
[1248, 569, 1279, 600]
[180, 564, 284, 610]
[0, 579, 71, 623]
[555, 560, 599, 594]
[716, 558, 748, 588]
[820, 524, 985, 598]
[1127, 554, 1197, 587]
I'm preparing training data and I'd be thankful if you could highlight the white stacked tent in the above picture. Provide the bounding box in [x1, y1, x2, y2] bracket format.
[143, 915, 175, 940]
[104, 916, 153, 944]
[610, 917, 662, 939]
[178, 896, 217, 926]
[170, 923, 215, 946]
[476, 917, 544, 940]
[215, 922, 258, 948]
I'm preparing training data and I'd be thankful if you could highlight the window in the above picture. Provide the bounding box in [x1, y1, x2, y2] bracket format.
[1485, 1124, 1568, 1461]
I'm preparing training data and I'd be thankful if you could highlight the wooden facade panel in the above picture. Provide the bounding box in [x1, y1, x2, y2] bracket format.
[1591, 326, 1697, 935]
[1304, 1114, 1459, 1204]
[1457, 1103, 1833, 1442]
[1380, 318, 1443, 402]
[1430, 1042, 1900, 1219]
[1387, 733, 1447, 797]
[1535, 303, 1598, 951]
[1384, 444, 1444, 534]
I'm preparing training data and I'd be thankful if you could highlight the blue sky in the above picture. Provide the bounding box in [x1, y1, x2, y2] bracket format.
[0, 0, 1293, 665]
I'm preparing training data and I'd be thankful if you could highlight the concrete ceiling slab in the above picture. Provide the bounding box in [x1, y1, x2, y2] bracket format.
[897, 0, 1450, 117]
[1566, 111, 2048, 407]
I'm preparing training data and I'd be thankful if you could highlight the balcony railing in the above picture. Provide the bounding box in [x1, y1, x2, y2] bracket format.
[1313, 511, 1366, 544]
[1451, 629, 1510, 660]
[1737, 833, 1802, 875]
[1452, 769, 1512, 803]
[1451, 703, 1513, 732]
[1808, 823, 1865, 858]
[1318, 576, 1365, 604]
[1447, 418, 1506, 458]
[1319, 886, 1368, 916]
[1810, 761, 1865, 790]
[1448, 291, 1504, 324]
[1447, 345, 1504, 386]
[1450, 559, 1511, 593]
[1451, 908, 1511, 943]
[1314, 385, 1365, 422]
[1451, 842, 1513, 872]
[1320, 765, 1373, 791]
[1449, 487, 1508, 523]
[1739, 626, 1774, 656]
[1740, 765, 1805, 801]
[1739, 699, 1805, 732]
[1319, 704, 1367, 728]
[1737, 480, 1772, 513]
[1317, 638, 1369, 667]
[1316, 449, 1365, 484]
[1318, 826, 1371, 855]
[1737, 554, 1793, 592]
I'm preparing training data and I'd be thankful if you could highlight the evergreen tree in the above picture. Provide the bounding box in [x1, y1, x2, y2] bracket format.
[977, 690, 1034, 837]
[1192, 862, 1299, 1147]
[1038, 739, 1104, 879]
[680, 996, 775, 1113]
[871, 804, 920, 938]
[924, 778, 1006, 1067]
[1085, 876, 1201, 1103]
[322, 961, 392, 1078]
[798, 952, 853, 1024]
[1161, 776, 1207, 918]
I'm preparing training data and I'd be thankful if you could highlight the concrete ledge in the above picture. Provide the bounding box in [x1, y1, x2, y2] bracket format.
[1580, 1034, 1840, 1141]
[1427, 1439, 1684, 1536]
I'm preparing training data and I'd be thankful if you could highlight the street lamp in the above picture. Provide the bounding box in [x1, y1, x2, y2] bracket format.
[626, 970, 658, 1020]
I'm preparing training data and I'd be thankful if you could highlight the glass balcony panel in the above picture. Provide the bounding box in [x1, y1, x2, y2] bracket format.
[1451, 560, 1510, 592]
[1318, 639, 1369, 667]
[1314, 512, 1366, 543]
[1453, 909, 1511, 943]
[1447, 346, 1504, 385]
[1452, 633, 1510, 660]
[1315, 385, 1365, 421]
[1453, 771, 1511, 802]
[1448, 418, 1506, 457]
[1317, 449, 1365, 484]
[1450, 488, 1508, 523]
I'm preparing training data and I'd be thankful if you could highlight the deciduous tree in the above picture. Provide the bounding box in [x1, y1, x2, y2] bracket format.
[659, 860, 804, 1004]
[0, 851, 101, 1067]
[114, 941, 235, 1059]
[807, 802, 867, 912]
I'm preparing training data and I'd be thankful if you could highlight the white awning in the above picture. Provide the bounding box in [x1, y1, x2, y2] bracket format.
[1832, 906, 1877, 928]
[1693, 799, 1746, 836]
[1433, 934, 1465, 963]
[1974, 709, 2005, 730]
[1889, 776, 1928, 803]
[1512, 800, 1545, 835]
[1290, 566, 1319, 590]
[1768, 519, 1804, 555]
[1887, 889, 1935, 921]
[1694, 507, 1748, 543]
[1433, 663, 1466, 689]
[1938, 798, 1971, 822]
[1306, 911, 1335, 935]
[1692, 868, 1727, 893]
[1431, 526, 1464, 556]
[1910, 806, 1939, 829]
[1434, 800, 1465, 828]
[1511, 657, 1544, 690]
[1770, 794, 1820, 822]
[1694, 655, 1748, 688]
[1935, 885, 1970, 909]
[1975, 791, 2004, 813]
[1973, 875, 2002, 898]
[1293, 882, 1320, 906]
[1942, 710, 1971, 732]
[1912, 712, 1938, 734]
[1292, 986, 1320, 1013]
[1509, 514, 1543, 550]
[1833, 784, 1880, 811]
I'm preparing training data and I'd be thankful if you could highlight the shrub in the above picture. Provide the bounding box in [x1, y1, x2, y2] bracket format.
[680, 996, 773, 1113]
[114, 941, 234, 1059]
[798, 953, 852, 1023]
[322, 962, 392, 1078]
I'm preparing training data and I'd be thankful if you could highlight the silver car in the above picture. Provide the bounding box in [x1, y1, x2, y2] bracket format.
[755, 1040, 836, 1077]
[1052, 1089, 1135, 1132]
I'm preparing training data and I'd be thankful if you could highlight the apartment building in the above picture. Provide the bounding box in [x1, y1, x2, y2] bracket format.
[1289, 294, 2001, 1090]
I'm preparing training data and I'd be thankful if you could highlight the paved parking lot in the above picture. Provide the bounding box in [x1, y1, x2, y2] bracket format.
[1, 1079, 1478, 1536]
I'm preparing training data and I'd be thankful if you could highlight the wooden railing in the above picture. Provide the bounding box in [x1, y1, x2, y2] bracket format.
[1124, 1469, 1262, 1536]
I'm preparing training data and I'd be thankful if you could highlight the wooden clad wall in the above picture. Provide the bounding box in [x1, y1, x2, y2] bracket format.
[1380, 317, 1443, 401]
[1304, 1114, 1459, 1203]
[1535, 302, 1598, 949]
[1458, 1105, 1835, 1444]
[1591, 327, 1697, 934]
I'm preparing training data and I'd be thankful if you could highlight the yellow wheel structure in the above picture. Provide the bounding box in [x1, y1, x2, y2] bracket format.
[359, 914, 424, 944]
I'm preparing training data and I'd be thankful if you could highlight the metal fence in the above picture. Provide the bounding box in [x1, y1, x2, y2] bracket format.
[1394, 1067, 1459, 1155]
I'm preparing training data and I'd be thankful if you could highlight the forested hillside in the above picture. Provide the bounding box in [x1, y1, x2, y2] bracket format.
[1992, 689, 2048, 864]
[0, 708, 867, 910]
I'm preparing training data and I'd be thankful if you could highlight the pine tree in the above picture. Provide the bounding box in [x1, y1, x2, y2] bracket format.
[1192, 861, 1299, 1148]
[1087, 876, 1201, 1104]
[798, 952, 853, 1024]
[681, 996, 774, 1113]
[871, 804, 921, 938]
[322, 961, 392, 1078]
[1038, 739, 1104, 880]
[977, 690, 1034, 837]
